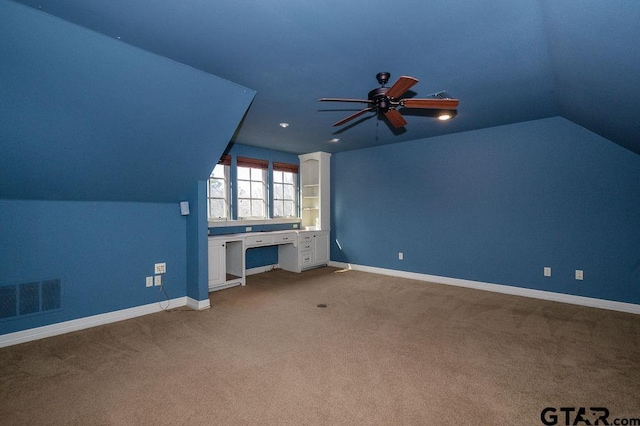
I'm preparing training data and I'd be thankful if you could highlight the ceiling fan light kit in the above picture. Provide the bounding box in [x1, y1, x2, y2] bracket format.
[319, 72, 459, 129]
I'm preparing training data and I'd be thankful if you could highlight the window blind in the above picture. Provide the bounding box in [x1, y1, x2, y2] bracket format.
[273, 162, 299, 173]
[217, 154, 231, 166]
[237, 156, 268, 169]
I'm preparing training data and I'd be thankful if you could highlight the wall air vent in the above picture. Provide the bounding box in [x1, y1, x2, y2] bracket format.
[0, 279, 62, 321]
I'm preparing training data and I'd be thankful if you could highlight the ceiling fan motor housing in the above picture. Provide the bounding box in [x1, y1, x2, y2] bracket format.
[368, 87, 390, 112]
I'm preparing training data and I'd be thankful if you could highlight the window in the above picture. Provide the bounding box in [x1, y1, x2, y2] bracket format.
[207, 155, 231, 220]
[207, 155, 301, 225]
[237, 156, 268, 219]
[273, 162, 298, 218]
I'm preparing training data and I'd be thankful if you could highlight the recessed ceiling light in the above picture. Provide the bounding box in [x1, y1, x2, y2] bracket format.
[279, 122, 289, 128]
[329, 138, 340, 143]
[437, 114, 452, 121]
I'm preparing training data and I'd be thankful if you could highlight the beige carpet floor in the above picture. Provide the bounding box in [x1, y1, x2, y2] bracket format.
[1, 267, 639, 425]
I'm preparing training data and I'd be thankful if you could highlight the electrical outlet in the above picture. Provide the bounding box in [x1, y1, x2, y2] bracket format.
[245, 226, 252, 232]
[154, 263, 166, 274]
[544, 267, 551, 277]
[293, 223, 299, 228]
[398, 252, 404, 260]
[575, 270, 584, 280]
[146, 276, 153, 287]
[154, 275, 162, 286]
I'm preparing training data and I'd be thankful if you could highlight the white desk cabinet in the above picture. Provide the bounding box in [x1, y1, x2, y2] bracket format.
[313, 231, 329, 265]
[208, 230, 329, 292]
[279, 230, 329, 273]
[207, 236, 245, 291]
[208, 230, 298, 292]
[208, 239, 226, 288]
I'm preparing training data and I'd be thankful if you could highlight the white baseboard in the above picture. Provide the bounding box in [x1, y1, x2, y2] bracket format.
[328, 261, 640, 315]
[6, 263, 636, 349]
[246, 264, 279, 276]
[187, 297, 211, 311]
[0, 296, 210, 348]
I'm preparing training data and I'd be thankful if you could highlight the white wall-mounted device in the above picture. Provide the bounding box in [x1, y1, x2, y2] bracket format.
[180, 201, 190, 216]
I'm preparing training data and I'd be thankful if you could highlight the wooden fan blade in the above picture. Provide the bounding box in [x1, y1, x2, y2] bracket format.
[401, 98, 460, 109]
[385, 76, 419, 99]
[333, 107, 375, 126]
[383, 108, 407, 128]
[319, 98, 373, 104]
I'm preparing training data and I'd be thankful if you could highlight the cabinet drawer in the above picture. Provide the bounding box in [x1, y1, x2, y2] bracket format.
[273, 233, 295, 244]
[299, 233, 313, 243]
[300, 241, 313, 251]
[300, 252, 313, 266]
[245, 234, 273, 247]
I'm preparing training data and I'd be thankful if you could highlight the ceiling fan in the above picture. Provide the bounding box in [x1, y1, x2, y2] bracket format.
[318, 72, 459, 128]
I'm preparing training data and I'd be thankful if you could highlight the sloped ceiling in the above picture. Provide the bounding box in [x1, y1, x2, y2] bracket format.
[540, 2, 640, 155]
[1, 1, 255, 202]
[3, 1, 640, 167]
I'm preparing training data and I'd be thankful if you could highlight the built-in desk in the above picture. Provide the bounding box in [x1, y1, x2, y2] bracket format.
[207, 230, 328, 292]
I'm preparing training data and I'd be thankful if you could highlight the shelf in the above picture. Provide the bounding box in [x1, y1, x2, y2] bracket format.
[299, 151, 330, 231]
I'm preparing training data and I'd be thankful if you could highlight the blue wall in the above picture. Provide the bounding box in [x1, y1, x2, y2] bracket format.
[0, 1, 256, 337]
[331, 117, 640, 304]
[186, 181, 209, 302]
[0, 199, 187, 334]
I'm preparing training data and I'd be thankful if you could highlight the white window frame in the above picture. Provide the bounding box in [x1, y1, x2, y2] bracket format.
[207, 163, 230, 220]
[207, 156, 302, 228]
[272, 169, 298, 218]
[237, 165, 268, 219]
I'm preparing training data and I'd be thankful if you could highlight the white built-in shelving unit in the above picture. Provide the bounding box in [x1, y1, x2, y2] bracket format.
[299, 151, 331, 231]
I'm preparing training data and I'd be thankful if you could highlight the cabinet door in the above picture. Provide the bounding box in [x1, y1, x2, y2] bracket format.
[208, 240, 225, 287]
[313, 233, 329, 265]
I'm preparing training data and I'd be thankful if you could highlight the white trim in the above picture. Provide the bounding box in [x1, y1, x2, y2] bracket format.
[246, 264, 279, 276]
[209, 281, 243, 292]
[186, 297, 211, 311]
[7, 263, 636, 349]
[328, 261, 640, 315]
[208, 218, 301, 228]
[0, 296, 208, 348]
